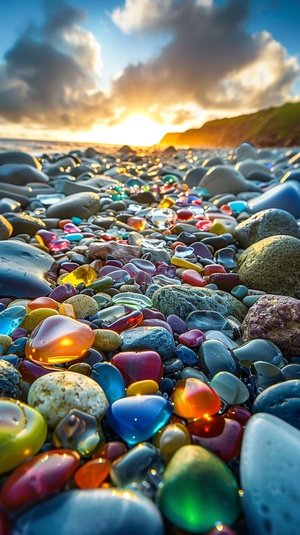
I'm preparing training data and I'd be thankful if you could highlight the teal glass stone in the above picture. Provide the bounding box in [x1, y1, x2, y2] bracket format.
[106, 395, 173, 446]
[91, 362, 126, 404]
[0, 306, 27, 336]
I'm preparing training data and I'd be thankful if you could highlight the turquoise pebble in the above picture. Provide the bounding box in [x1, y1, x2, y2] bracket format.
[243, 295, 262, 307]
[72, 217, 82, 225]
[228, 200, 248, 213]
[0, 306, 27, 336]
[231, 285, 248, 300]
[63, 233, 84, 242]
[91, 362, 126, 404]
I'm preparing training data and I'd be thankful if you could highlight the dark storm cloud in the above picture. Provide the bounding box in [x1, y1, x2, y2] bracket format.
[0, 1, 111, 128]
[110, 0, 299, 121]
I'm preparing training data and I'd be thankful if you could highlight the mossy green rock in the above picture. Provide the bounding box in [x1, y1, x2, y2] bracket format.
[152, 284, 247, 322]
[158, 445, 241, 533]
[237, 235, 300, 299]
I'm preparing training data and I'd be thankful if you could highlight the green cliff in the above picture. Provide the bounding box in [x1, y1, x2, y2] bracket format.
[159, 102, 300, 148]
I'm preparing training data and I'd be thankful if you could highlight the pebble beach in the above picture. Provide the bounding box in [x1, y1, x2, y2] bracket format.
[0, 139, 300, 535]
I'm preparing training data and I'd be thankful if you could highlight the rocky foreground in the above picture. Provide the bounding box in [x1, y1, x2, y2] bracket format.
[0, 141, 300, 535]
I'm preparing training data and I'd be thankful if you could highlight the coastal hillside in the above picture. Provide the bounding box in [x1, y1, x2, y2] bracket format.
[159, 102, 300, 148]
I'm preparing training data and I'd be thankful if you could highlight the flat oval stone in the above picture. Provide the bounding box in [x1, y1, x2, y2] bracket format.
[250, 361, 285, 389]
[153, 423, 191, 463]
[106, 395, 173, 446]
[158, 445, 241, 532]
[25, 315, 95, 364]
[233, 339, 284, 367]
[210, 371, 249, 405]
[1, 449, 80, 513]
[241, 413, 300, 535]
[152, 285, 247, 322]
[0, 240, 57, 298]
[0, 399, 47, 474]
[120, 326, 176, 361]
[11, 489, 164, 535]
[28, 371, 108, 427]
[252, 380, 300, 429]
[47, 192, 100, 219]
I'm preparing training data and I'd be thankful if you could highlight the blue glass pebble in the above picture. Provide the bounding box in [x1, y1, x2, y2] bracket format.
[91, 362, 126, 404]
[0, 306, 27, 336]
[106, 395, 173, 446]
[8, 337, 27, 356]
[228, 200, 248, 213]
[63, 233, 84, 242]
[175, 344, 198, 365]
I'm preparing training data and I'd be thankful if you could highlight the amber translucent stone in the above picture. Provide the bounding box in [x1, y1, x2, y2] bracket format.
[172, 378, 221, 419]
[74, 458, 111, 489]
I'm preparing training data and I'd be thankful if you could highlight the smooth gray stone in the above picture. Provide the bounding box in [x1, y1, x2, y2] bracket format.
[12, 489, 164, 535]
[252, 380, 300, 429]
[0, 240, 56, 298]
[241, 413, 300, 535]
[0, 163, 49, 185]
[46, 192, 100, 219]
[234, 208, 300, 247]
[0, 150, 40, 168]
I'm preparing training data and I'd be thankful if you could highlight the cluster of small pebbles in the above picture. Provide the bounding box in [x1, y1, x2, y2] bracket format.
[0, 141, 300, 535]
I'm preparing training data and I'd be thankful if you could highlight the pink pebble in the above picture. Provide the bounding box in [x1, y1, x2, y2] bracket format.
[181, 269, 207, 287]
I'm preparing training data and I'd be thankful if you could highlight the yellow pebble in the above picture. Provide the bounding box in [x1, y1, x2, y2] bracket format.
[64, 295, 98, 319]
[60, 265, 97, 286]
[93, 329, 121, 352]
[153, 423, 191, 463]
[59, 302, 76, 318]
[171, 257, 203, 273]
[0, 335, 12, 354]
[158, 196, 176, 208]
[210, 219, 237, 235]
[21, 308, 59, 333]
[126, 380, 159, 396]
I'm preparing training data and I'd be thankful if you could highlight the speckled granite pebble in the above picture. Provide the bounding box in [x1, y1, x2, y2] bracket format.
[0, 359, 22, 398]
[28, 371, 108, 427]
[241, 294, 300, 357]
[152, 285, 247, 322]
[64, 294, 98, 319]
[234, 209, 300, 248]
[237, 235, 300, 298]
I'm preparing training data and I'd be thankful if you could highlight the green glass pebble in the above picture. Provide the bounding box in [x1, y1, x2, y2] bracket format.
[210, 371, 249, 405]
[158, 445, 241, 533]
[0, 398, 47, 474]
[231, 285, 248, 300]
[112, 293, 152, 309]
[242, 295, 262, 307]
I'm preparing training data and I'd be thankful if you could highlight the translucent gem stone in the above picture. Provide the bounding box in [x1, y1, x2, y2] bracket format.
[172, 378, 221, 419]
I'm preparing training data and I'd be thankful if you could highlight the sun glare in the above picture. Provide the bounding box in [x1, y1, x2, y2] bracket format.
[109, 114, 166, 147]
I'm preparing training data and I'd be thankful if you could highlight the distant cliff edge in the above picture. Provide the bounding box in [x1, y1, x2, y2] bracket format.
[159, 102, 300, 148]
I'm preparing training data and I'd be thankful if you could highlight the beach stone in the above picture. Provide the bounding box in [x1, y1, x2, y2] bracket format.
[93, 329, 121, 352]
[0, 150, 40, 169]
[120, 326, 175, 361]
[0, 198, 21, 214]
[237, 235, 300, 298]
[0, 163, 48, 185]
[247, 180, 300, 218]
[64, 295, 98, 319]
[152, 285, 247, 322]
[46, 192, 100, 219]
[5, 213, 46, 237]
[235, 159, 271, 179]
[0, 215, 13, 239]
[87, 241, 141, 263]
[0, 240, 57, 298]
[241, 295, 300, 358]
[234, 209, 299, 248]
[199, 166, 261, 195]
[241, 413, 300, 535]
[158, 445, 241, 533]
[236, 143, 258, 161]
[28, 371, 108, 427]
[184, 167, 208, 188]
[252, 380, 300, 429]
[11, 489, 164, 535]
[0, 359, 22, 398]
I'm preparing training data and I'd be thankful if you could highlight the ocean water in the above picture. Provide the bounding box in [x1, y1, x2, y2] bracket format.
[0, 138, 123, 157]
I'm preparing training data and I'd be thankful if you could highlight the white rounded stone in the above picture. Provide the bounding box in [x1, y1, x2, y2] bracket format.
[28, 371, 108, 427]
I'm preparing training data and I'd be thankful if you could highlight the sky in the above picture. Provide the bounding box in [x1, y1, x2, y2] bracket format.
[0, 0, 299, 146]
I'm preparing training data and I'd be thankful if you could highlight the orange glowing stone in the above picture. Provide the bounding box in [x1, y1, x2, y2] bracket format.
[172, 378, 221, 419]
[59, 302, 76, 318]
[127, 216, 148, 231]
[25, 315, 95, 365]
[74, 458, 111, 489]
[27, 297, 58, 310]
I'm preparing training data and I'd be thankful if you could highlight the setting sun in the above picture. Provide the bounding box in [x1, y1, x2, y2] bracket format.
[106, 114, 168, 147]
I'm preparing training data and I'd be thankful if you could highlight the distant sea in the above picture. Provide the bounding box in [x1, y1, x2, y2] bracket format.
[0, 138, 125, 157]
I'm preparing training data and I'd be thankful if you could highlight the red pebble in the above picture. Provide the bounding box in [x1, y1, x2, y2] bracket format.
[188, 415, 243, 462]
[203, 264, 227, 276]
[181, 269, 207, 287]
[0, 449, 80, 513]
[111, 350, 163, 386]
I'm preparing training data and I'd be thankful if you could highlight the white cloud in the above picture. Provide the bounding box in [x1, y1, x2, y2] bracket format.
[111, 0, 172, 33]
